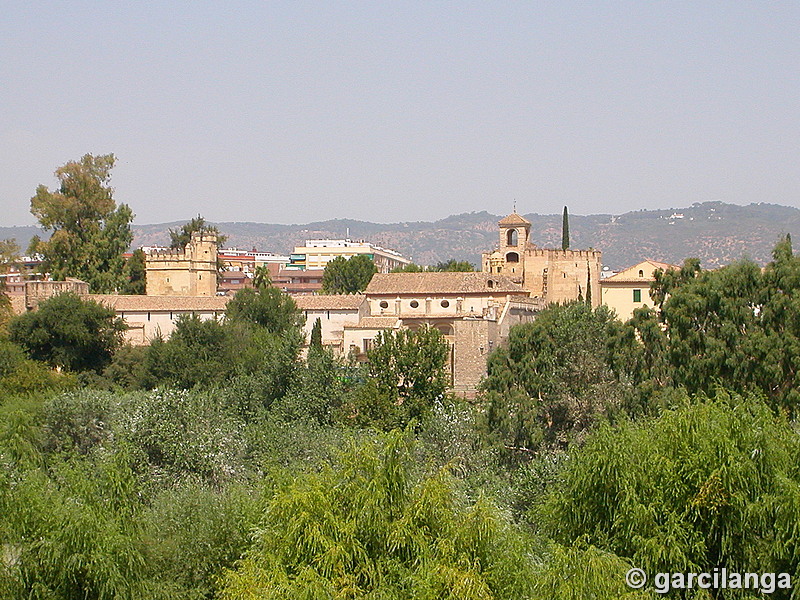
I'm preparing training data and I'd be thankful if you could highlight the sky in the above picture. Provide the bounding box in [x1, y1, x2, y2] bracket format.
[1, 1, 799, 227]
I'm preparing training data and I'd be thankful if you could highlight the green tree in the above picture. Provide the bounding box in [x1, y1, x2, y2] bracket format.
[650, 257, 700, 309]
[252, 264, 272, 289]
[219, 430, 536, 600]
[321, 254, 377, 294]
[482, 302, 635, 456]
[140, 315, 232, 389]
[122, 248, 147, 295]
[540, 393, 800, 591]
[561, 206, 569, 251]
[29, 153, 134, 293]
[433, 259, 475, 272]
[391, 262, 425, 273]
[225, 286, 304, 334]
[168, 215, 227, 249]
[8, 292, 125, 373]
[354, 326, 450, 428]
[0, 238, 20, 272]
[309, 317, 322, 350]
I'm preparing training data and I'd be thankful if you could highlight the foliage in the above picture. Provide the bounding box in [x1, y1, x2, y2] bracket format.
[321, 254, 378, 294]
[653, 237, 800, 414]
[530, 541, 652, 600]
[482, 302, 634, 456]
[140, 315, 231, 389]
[140, 480, 262, 599]
[116, 388, 247, 483]
[540, 393, 800, 594]
[8, 292, 126, 372]
[391, 262, 425, 273]
[0, 238, 20, 272]
[168, 215, 227, 249]
[219, 430, 536, 600]
[0, 338, 25, 378]
[433, 259, 475, 272]
[29, 153, 134, 293]
[1, 450, 147, 599]
[252, 264, 272, 289]
[310, 317, 322, 350]
[271, 347, 351, 425]
[122, 248, 147, 295]
[353, 326, 450, 429]
[226, 286, 304, 334]
[101, 344, 148, 390]
[561, 206, 569, 251]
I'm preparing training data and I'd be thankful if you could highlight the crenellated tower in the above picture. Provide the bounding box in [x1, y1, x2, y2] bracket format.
[482, 210, 601, 306]
[145, 232, 218, 296]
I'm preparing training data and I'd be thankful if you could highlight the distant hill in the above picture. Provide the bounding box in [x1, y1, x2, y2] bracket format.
[3, 201, 799, 270]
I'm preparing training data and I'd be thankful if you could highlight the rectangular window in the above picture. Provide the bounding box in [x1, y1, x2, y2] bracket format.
[633, 289, 642, 303]
[363, 338, 372, 353]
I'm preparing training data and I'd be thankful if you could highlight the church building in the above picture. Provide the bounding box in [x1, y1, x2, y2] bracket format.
[481, 211, 602, 306]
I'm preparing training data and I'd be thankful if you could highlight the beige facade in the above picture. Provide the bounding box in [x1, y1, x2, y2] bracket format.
[293, 294, 369, 350]
[342, 272, 543, 395]
[600, 260, 677, 321]
[88, 295, 229, 345]
[145, 232, 218, 296]
[482, 212, 602, 306]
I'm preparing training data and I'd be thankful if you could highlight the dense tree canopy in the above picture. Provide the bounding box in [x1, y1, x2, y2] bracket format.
[432, 259, 475, 272]
[8, 292, 125, 372]
[225, 285, 304, 334]
[482, 302, 637, 455]
[653, 235, 800, 414]
[122, 248, 146, 295]
[354, 326, 450, 428]
[321, 254, 378, 294]
[168, 215, 227, 249]
[29, 154, 134, 293]
[541, 394, 800, 595]
[220, 430, 536, 600]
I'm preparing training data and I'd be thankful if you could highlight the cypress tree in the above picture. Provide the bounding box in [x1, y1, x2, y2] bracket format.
[561, 206, 570, 251]
[310, 317, 322, 349]
[586, 262, 592, 305]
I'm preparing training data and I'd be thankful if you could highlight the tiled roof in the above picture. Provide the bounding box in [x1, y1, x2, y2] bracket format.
[293, 294, 366, 310]
[365, 272, 524, 295]
[601, 260, 679, 284]
[346, 316, 400, 330]
[498, 212, 532, 227]
[87, 295, 230, 311]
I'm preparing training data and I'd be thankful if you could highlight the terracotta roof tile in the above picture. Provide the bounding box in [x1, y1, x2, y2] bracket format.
[498, 212, 532, 227]
[601, 260, 679, 284]
[346, 316, 400, 329]
[293, 294, 366, 310]
[365, 272, 525, 295]
[87, 295, 229, 312]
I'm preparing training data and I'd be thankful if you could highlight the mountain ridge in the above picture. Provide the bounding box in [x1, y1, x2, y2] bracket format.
[2, 201, 798, 270]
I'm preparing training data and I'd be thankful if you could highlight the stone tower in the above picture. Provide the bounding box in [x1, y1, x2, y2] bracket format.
[482, 211, 602, 307]
[145, 232, 218, 296]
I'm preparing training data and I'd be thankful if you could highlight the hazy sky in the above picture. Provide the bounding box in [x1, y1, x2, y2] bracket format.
[2, 2, 798, 226]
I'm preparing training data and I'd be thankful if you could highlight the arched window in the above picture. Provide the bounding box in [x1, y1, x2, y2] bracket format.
[638, 269, 644, 278]
[487, 280, 494, 289]
[506, 251, 519, 263]
[506, 229, 518, 246]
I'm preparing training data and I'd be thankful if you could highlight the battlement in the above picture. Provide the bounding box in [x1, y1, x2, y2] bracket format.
[526, 247, 602, 259]
[145, 231, 218, 296]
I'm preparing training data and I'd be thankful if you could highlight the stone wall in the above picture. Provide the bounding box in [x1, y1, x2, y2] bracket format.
[145, 232, 218, 296]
